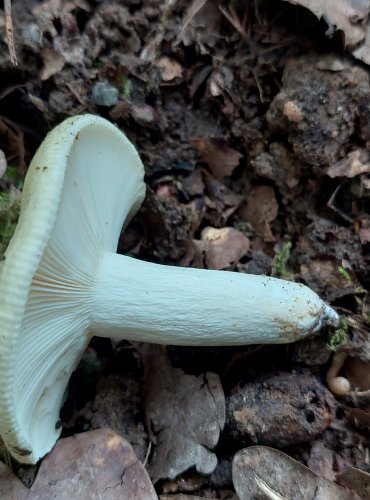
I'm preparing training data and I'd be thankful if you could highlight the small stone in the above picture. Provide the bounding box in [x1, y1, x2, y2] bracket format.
[283, 100, 304, 123]
[91, 80, 119, 107]
[22, 23, 42, 51]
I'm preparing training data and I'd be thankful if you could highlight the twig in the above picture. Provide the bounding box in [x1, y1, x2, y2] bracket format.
[4, 0, 18, 66]
[180, 0, 208, 37]
[219, 4, 250, 45]
[218, 5, 265, 101]
[327, 184, 355, 223]
[142, 440, 152, 468]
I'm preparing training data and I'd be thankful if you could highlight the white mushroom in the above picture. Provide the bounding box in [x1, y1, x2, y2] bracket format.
[0, 114, 339, 463]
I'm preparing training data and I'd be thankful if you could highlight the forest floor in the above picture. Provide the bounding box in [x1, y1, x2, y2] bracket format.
[1, 1, 370, 498]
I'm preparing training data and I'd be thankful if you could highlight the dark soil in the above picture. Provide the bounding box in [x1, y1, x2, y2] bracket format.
[1, 0, 370, 497]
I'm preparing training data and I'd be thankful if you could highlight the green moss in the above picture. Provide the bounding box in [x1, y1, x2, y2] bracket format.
[3, 165, 24, 188]
[272, 241, 294, 280]
[338, 265, 365, 295]
[338, 265, 352, 283]
[0, 191, 21, 260]
[117, 75, 131, 99]
[327, 318, 349, 351]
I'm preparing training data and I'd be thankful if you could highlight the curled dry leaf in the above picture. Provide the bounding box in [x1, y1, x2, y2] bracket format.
[281, 0, 370, 47]
[201, 226, 250, 270]
[0, 429, 157, 500]
[178, 0, 221, 49]
[240, 185, 278, 242]
[232, 446, 350, 500]
[359, 226, 370, 244]
[141, 345, 225, 482]
[131, 104, 156, 125]
[182, 169, 205, 196]
[346, 406, 370, 430]
[193, 138, 243, 180]
[40, 48, 65, 81]
[156, 57, 183, 82]
[337, 466, 370, 497]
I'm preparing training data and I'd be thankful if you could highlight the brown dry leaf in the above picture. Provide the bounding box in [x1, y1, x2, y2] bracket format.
[203, 175, 244, 226]
[346, 406, 370, 428]
[282, 0, 370, 47]
[182, 170, 205, 196]
[131, 104, 155, 125]
[232, 446, 351, 500]
[179, 0, 208, 36]
[337, 466, 370, 497]
[160, 473, 206, 496]
[53, 36, 86, 66]
[0, 429, 157, 499]
[33, 0, 90, 36]
[359, 227, 370, 244]
[240, 185, 278, 242]
[156, 57, 183, 82]
[201, 226, 250, 269]
[327, 149, 370, 178]
[178, 0, 220, 50]
[141, 345, 225, 482]
[194, 138, 242, 179]
[40, 48, 65, 81]
[33, 0, 89, 79]
[111, 101, 156, 125]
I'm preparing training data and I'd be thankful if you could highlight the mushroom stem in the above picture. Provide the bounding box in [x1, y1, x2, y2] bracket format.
[326, 351, 351, 396]
[90, 252, 339, 345]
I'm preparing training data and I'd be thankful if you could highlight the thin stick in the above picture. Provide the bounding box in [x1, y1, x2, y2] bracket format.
[4, 0, 18, 66]
[142, 440, 152, 468]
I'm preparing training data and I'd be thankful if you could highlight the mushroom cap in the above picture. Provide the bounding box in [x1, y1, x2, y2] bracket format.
[0, 115, 145, 463]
